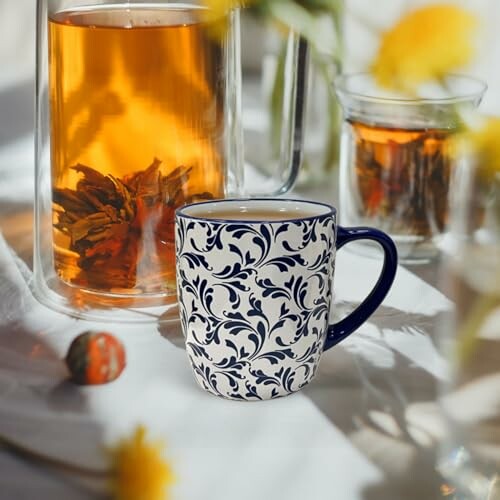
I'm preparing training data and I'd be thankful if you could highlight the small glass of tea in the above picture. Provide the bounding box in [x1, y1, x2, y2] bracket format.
[335, 73, 486, 263]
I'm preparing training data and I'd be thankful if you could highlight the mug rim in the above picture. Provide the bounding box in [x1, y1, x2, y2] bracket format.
[176, 198, 337, 224]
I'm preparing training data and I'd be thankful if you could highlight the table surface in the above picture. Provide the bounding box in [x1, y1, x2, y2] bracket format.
[0, 134, 453, 500]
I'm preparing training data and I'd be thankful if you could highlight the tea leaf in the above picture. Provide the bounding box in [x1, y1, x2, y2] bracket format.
[53, 159, 213, 290]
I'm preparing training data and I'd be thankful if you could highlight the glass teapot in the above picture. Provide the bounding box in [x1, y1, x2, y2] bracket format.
[34, 0, 308, 322]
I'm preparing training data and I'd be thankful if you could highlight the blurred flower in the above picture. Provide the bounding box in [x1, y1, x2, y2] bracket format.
[372, 4, 478, 92]
[203, 0, 253, 19]
[202, 0, 342, 50]
[202, 0, 255, 39]
[109, 426, 174, 500]
[464, 117, 500, 178]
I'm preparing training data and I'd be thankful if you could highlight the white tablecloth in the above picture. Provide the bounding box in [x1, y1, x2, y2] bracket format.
[0, 157, 451, 499]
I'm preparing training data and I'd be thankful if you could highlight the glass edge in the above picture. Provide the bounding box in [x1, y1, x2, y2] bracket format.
[333, 72, 488, 106]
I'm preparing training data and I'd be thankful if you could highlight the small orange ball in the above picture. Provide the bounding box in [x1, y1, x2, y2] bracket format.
[66, 331, 126, 385]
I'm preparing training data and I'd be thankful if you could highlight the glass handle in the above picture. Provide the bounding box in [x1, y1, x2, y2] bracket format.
[271, 34, 309, 196]
[243, 33, 309, 197]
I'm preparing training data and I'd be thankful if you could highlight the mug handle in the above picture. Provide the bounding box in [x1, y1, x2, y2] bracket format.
[323, 226, 398, 351]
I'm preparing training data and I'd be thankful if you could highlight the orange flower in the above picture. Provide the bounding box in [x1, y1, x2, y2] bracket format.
[372, 5, 478, 92]
[109, 426, 174, 500]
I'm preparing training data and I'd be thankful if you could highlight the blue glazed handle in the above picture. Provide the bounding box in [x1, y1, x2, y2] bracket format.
[324, 226, 398, 351]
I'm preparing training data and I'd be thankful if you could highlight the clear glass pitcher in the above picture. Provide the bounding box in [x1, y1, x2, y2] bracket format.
[34, 1, 308, 322]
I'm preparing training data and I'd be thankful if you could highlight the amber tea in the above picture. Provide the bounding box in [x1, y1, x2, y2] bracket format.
[345, 120, 455, 240]
[49, 4, 225, 295]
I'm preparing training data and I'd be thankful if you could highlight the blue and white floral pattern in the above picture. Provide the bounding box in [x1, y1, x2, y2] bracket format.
[176, 211, 336, 401]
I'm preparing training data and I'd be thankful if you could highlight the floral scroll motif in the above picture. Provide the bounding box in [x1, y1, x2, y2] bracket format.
[176, 213, 336, 400]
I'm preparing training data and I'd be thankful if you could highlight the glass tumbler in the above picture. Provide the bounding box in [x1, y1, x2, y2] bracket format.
[438, 153, 500, 498]
[34, 1, 308, 322]
[335, 73, 486, 263]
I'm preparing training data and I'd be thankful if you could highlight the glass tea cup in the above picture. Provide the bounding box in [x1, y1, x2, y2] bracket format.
[335, 73, 486, 263]
[33, 1, 309, 322]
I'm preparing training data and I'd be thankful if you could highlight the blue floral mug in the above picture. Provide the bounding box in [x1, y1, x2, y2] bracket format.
[175, 199, 397, 401]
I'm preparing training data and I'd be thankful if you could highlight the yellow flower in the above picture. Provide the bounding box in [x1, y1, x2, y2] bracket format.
[203, 0, 248, 19]
[202, 0, 256, 39]
[461, 117, 500, 178]
[109, 426, 174, 500]
[372, 4, 478, 92]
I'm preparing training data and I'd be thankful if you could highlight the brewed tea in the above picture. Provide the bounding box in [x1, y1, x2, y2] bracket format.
[346, 119, 454, 238]
[49, 4, 226, 294]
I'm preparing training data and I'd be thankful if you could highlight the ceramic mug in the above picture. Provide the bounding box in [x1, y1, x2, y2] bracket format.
[175, 199, 397, 401]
